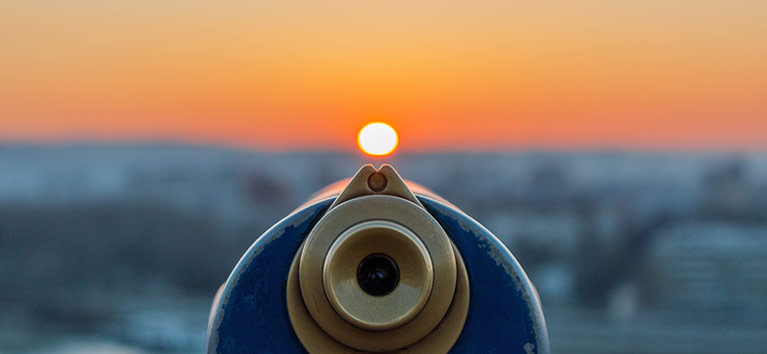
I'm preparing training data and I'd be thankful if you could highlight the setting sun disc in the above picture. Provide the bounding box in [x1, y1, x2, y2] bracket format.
[358, 123, 398, 156]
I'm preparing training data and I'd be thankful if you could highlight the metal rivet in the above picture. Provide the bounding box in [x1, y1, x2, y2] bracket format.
[367, 172, 387, 192]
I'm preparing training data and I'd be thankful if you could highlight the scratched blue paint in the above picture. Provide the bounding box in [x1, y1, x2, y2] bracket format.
[208, 196, 549, 354]
[420, 196, 549, 354]
[208, 199, 331, 354]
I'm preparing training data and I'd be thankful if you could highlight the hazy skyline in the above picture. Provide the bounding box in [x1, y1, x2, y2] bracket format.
[1, 1, 766, 152]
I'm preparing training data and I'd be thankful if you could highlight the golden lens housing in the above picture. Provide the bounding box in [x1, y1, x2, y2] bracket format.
[286, 165, 469, 354]
[323, 220, 433, 331]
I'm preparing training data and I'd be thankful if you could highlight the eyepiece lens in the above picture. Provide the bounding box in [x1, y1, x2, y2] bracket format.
[356, 254, 399, 296]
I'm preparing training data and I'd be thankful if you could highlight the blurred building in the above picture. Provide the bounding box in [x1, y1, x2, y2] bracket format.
[645, 221, 767, 319]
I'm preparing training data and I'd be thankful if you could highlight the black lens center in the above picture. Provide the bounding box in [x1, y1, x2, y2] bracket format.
[356, 254, 399, 297]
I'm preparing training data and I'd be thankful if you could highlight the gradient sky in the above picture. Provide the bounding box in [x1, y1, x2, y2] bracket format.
[1, 1, 765, 151]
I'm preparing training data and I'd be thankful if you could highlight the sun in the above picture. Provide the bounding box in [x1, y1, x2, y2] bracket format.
[358, 122, 398, 156]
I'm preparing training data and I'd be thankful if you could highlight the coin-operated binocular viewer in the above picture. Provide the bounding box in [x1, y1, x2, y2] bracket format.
[207, 165, 549, 354]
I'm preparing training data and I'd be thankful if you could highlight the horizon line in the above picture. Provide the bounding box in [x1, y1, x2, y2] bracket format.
[1, 138, 765, 155]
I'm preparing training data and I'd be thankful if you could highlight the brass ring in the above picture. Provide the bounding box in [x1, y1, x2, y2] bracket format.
[323, 220, 433, 331]
[297, 195, 457, 352]
[287, 243, 470, 354]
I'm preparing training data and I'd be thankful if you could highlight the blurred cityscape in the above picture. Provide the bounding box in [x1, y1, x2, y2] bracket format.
[1, 143, 766, 353]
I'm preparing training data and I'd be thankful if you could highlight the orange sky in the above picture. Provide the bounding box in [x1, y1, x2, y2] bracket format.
[1, 1, 766, 151]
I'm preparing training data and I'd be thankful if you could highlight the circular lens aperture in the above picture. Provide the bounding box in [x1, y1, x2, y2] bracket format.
[357, 253, 400, 296]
